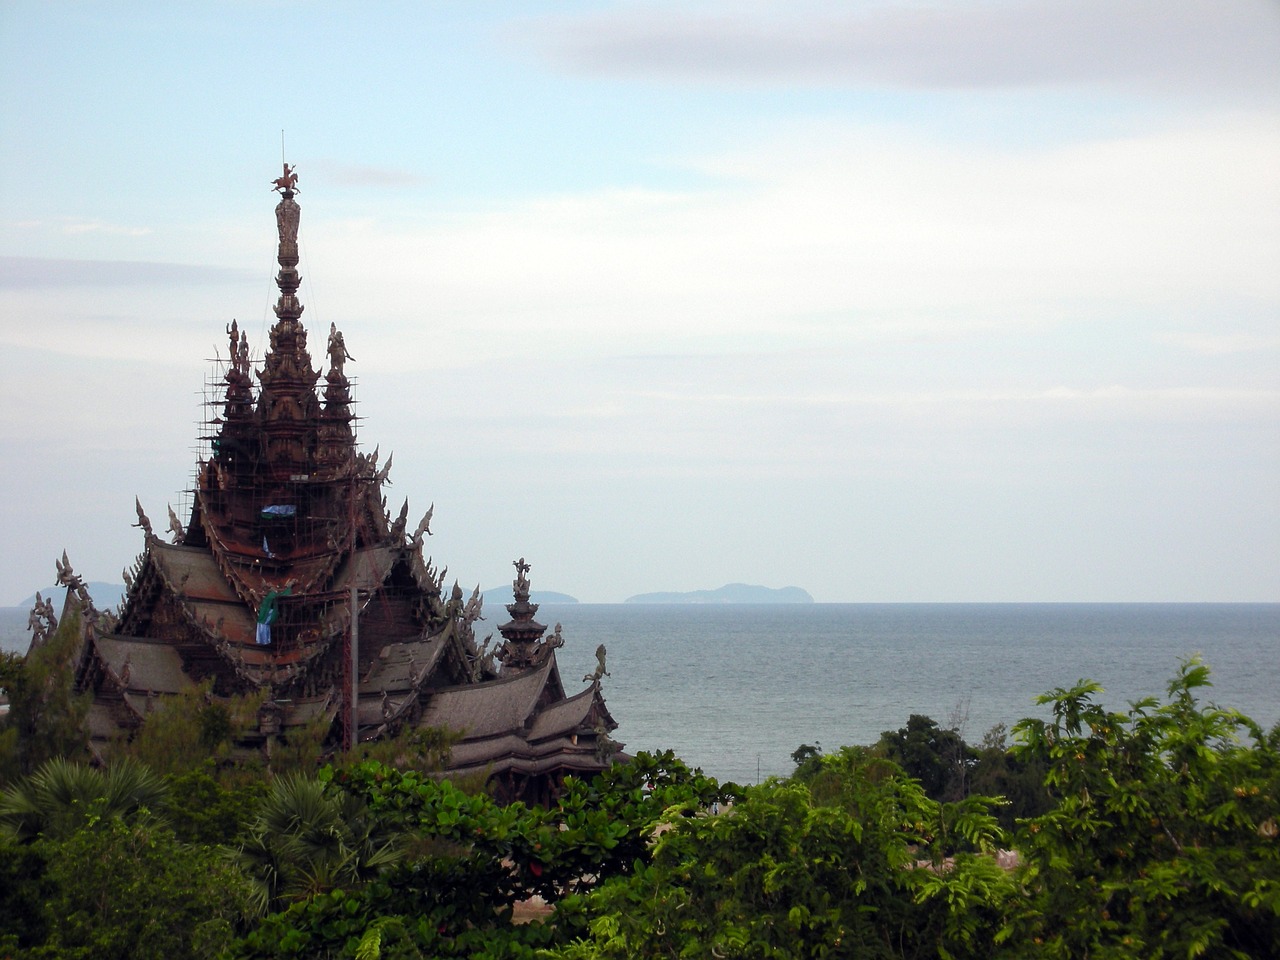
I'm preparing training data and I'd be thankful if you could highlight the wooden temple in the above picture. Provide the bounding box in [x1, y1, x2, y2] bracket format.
[42, 166, 620, 804]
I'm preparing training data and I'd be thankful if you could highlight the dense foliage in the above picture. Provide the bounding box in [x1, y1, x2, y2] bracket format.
[875, 714, 977, 802]
[0, 760, 256, 959]
[871, 715, 1051, 831]
[232, 750, 738, 959]
[0, 612, 90, 782]
[0, 659, 1275, 958]
[547, 748, 1015, 960]
[1008, 659, 1280, 958]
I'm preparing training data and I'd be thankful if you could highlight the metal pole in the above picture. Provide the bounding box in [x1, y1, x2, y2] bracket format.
[348, 585, 359, 753]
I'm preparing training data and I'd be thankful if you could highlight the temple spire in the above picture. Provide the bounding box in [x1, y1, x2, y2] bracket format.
[258, 163, 319, 471]
[496, 557, 550, 672]
[270, 163, 303, 321]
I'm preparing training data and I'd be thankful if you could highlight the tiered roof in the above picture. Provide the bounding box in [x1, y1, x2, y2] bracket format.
[48, 166, 619, 803]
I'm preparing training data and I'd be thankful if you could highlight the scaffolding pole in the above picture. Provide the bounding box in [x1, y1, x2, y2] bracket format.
[347, 584, 359, 753]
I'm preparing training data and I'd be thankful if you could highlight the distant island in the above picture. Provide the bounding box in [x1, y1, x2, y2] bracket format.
[16, 582, 125, 611]
[1, 582, 127, 653]
[625, 583, 814, 604]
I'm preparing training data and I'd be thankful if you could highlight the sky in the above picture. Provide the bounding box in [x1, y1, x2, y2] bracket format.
[0, 0, 1277, 605]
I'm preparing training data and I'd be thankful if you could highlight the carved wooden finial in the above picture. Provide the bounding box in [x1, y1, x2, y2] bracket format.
[133, 497, 154, 538]
[271, 162, 298, 196]
[167, 505, 185, 543]
[412, 503, 434, 546]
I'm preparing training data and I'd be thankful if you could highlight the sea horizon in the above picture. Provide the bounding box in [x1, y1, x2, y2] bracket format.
[1, 600, 1274, 788]
[539, 601, 1280, 785]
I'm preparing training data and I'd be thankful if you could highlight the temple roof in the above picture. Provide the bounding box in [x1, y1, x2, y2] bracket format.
[418, 657, 559, 740]
[360, 636, 450, 695]
[52, 166, 622, 801]
[444, 733, 609, 779]
[93, 635, 191, 695]
[528, 683, 613, 742]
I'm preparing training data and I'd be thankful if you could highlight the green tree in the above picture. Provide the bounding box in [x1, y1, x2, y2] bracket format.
[233, 773, 405, 915]
[229, 752, 738, 959]
[0, 755, 257, 959]
[1010, 659, 1280, 958]
[190, 666, 1280, 959]
[551, 749, 1015, 960]
[30, 813, 255, 960]
[116, 682, 240, 774]
[0, 834, 53, 953]
[347, 723, 458, 773]
[0, 610, 91, 782]
[876, 714, 977, 802]
[790, 741, 823, 779]
[967, 723, 1050, 832]
[164, 759, 267, 846]
[0, 756, 167, 841]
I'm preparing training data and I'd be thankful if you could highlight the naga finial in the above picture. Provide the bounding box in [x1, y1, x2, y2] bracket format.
[133, 496, 154, 538]
[583, 644, 610, 684]
[167, 505, 185, 544]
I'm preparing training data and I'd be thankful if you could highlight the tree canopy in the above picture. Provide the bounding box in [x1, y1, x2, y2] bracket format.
[0, 659, 1275, 959]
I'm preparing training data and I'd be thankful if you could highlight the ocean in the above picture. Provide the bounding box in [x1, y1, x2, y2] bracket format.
[535, 603, 1280, 786]
[5, 600, 1273, 785]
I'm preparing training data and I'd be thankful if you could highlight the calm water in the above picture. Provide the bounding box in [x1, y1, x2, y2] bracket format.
[537, 603, 1279, 786]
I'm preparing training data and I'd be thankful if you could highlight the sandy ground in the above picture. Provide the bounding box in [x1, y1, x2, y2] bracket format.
[511, 895, 554, 924]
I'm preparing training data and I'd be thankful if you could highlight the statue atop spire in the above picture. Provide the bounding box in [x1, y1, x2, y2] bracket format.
[267, 161, 304, 325]
[272, 163, 302, 280]
[326, 322, 353, 375]
[258, 163, 318, 468]
[271, 162, 299, 197]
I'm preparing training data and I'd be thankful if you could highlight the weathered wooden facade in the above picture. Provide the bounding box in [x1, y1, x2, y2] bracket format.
[44, 168, 619, 803]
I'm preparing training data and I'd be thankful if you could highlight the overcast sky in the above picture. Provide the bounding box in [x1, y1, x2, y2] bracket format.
[1, 0, 1277, 605]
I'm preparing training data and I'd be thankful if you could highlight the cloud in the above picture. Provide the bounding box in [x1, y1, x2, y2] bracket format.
[519, 0, 1280, 100]
[1159, 332, 1280, 356]
[309, 160, 431, 189]
[296, 113, 1279, 370]
[5, 217, 155, 238]
[636, 385, 1280, 408]
[61, 219, 152, 237]
[0, 256, 256, 288]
